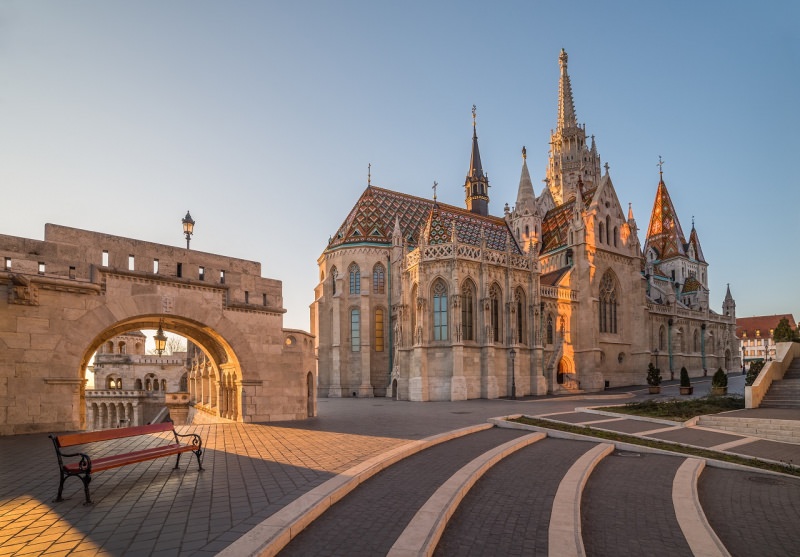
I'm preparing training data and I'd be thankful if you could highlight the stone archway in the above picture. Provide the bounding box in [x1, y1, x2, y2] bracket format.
[0, 223, 317, 435]
[392, 379, 398, 400]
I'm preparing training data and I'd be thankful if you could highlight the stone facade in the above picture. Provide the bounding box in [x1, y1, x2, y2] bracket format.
[312, 50, 739, 401]
[0, 224, 316, 435]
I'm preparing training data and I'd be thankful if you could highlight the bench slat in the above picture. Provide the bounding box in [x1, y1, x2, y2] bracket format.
[56, 422, 175, 447]
[63, 443, 197, 472]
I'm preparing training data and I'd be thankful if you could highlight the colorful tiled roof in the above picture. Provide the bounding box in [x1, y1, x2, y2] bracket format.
[327, 186, 520, 254]
[540, 187, 595, 253]
[644, 178, 687, 260]
[682, 276, 702, 293]
[736, 314, 796, 339]
[687, 225, 706, 263]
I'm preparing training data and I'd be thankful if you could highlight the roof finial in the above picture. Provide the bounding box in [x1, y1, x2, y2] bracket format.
[368, 163, 371, 187]
[692, 215, 695, 229]
[604, 162, 610, 174]
[522, 145, 527, 160]
[657, 155, 665, 179]
[472, 104, 477, 133]
[432, 180, 438, 202]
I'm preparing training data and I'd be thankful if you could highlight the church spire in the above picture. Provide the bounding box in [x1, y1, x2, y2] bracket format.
[464, 104, 490, 216]
[557, 48, 577, 131]
[515, 146, 536, 212]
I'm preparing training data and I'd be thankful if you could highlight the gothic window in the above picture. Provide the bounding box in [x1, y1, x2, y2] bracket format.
[119, 342, 126, 354]
[599, 270, 618, 334]
[135, 378, 143, 390]
[373, 263, 386, 294]
[461, 279, 476, 342]
[490, 284, 502, 343]
[375, 308, 384, 352]
[525, 225, 530, 237]
[349, 263, 360, 294]
[331, 266, 338, 295]
[154, 378, 160, 391]
[410, 283, 418, 344]
[613, 227, 618, 247]
[106, 341, 114, 353]
[161, 379, 167, 391]
[598, 222, 604, 244]
[432, 280, 448, 341]
[350, 309, 361, 351]
[605, 216, 611, 244]
[659, 326, 666, 351]
[546, 314, 554, 345]
[515, 288, 525, 344]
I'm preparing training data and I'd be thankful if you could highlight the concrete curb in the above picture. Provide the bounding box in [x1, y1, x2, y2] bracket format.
[575, 405, 700, 427]
[673, 458, 731, 557]
[218, 422, 494, 557]
[386, 432, 546, 557]
[548, 442, 614, 557]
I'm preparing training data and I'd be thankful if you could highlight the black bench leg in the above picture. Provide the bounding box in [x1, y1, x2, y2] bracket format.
[54, 473, 67, 502]
[174, 452, 181, 469]
[194, 449, 204, 471]
[81, 475, 93, 506]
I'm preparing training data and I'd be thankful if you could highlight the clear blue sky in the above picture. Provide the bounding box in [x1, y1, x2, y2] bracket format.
[1, 1, 798, 331]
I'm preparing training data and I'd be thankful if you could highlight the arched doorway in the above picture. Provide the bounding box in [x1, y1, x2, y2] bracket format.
[392, 379, 398, 400]
[557, 359, 568, 384]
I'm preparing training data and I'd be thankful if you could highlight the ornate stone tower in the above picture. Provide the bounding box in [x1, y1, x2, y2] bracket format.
[545, 49, 602, 205]
[508, 146, 542, 253]
[464, 105, 490, 216]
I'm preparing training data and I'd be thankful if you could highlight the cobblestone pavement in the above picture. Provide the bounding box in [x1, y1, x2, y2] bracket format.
[581, 451, 693, 557]
[2, 392, 800, 556]
[699, 466, 800, 557]
[279, 427, 526, 557]
[433, 438, 597, 557]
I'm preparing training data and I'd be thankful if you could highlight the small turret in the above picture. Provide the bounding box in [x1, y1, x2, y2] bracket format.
[510, 146, 542, 252]
[464, 105, 490, 216]
[723, 284, 736, 320]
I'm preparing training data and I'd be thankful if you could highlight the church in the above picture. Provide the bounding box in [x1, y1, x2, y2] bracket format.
[311, 50, 739, 401]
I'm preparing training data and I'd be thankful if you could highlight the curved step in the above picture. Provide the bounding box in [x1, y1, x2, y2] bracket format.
[278, 427, 528, 556]
[387, 431, 545, 556]
[218, 423, 494, 557]
[672, 459, 730, 557]
[549, 442, 613, 557]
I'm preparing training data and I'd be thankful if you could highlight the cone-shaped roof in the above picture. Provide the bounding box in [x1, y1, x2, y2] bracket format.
[644, 175, 687, 260]
[515, 147, 536, 212]
[468, 117, 484, 179]
[557, 49, 577, 131]
[687, 223, 706, 263]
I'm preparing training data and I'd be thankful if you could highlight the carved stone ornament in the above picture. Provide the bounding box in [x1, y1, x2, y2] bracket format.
[9, 275, 39, 306]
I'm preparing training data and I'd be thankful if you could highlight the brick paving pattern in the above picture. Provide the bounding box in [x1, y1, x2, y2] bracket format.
[433, 438, 597, 557]
[279, 427, 526, 557]
[581, 451, 693, 557]
[698, 466, 800, 557]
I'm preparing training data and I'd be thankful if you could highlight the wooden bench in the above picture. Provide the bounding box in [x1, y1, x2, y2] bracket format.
[49, 422, 203, 505]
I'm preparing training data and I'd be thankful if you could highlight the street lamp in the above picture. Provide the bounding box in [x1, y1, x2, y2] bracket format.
[510, 347, 517, 400]
[653, 348, 659, 371]
[764, 338, 769, 362]
[182, 211, 195, 249]
[154, 319, 168, 356]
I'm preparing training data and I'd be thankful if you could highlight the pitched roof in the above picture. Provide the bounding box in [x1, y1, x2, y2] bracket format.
[681, 276, 703, 293]
[644, 177, 688, 260]
[541, 266, 571, 286]
[327, 186, 520, 254]
[736, 314, 796, 338]
[687, 225, 706, 263]
[540, 186, 595, 253]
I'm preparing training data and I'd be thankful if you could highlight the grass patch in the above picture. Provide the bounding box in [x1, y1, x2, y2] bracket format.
[594, 395, 745, 422]
[510, 415, 799, 477]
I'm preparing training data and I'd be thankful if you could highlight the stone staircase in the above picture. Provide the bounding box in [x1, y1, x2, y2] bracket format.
[697, 414, 800, 444]
[761, 359, 800, 408]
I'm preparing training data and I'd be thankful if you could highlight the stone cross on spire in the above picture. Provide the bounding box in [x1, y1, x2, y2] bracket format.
[657, 155, 665, 179]
[432, 181, 438, 202]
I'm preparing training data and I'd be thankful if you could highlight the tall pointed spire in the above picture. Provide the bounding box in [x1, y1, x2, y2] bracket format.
[557, 48, 577, 131]
[464, 104, 489, 216]
[515, 146, 536, 212]
[644, 166, 688, 260]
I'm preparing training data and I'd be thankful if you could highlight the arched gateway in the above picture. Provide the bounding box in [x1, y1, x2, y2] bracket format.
[0, 224, 315, 435]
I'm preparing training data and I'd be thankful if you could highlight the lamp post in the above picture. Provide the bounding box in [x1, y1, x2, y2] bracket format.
[154, 319, 168, 356]
[510, 347, 517, 400]
[182, 211, 195, 249]
[653, 348, 659, 371]
[764, 338, 769, 362]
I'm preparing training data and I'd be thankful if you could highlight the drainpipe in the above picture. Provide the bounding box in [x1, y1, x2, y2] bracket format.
[668, 318, 674, 380]
[387, 254, 393, 385]
[701, 323, 706, 375]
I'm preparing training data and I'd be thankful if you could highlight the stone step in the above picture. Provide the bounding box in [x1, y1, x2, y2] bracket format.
[697, 416, 800, 443]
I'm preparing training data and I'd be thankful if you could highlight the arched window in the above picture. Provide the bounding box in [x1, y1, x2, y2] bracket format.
[373, 263, 385, 294]
[659, 326, 666, 351]
[410, 283, 418, 344]
[375, 308, 384, 351]
[599, 270, 618, 334]
[135, 378, 143, 390]
[598, 222, 605, 244]
[161, 379, 167, 391]
[693, 329, 700, 352]
[613, 226, 618, 247]
[490, 284, 502, 343]
[432, 280, 448, 341]
[461, 279, 476, 341]
[546, 314, 554, 345]
[515, 288, 525, 344]
[118, 342, 126, 354]
[605, 215, 611, 244]
[153, 378, 160, 391]
[106, 341, 114, 353]
[525, 225, 530, 237]
[350, 309, 361, 351]
[331, 266, 338, 295]
[349, 264, 360, 294]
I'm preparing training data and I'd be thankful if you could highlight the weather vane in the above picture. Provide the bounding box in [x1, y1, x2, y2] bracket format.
[657, 155, 665, 176]
[472, 104, 476, 127]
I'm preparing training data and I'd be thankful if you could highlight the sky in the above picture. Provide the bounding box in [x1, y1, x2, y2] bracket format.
[1, 1, 798, 331]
